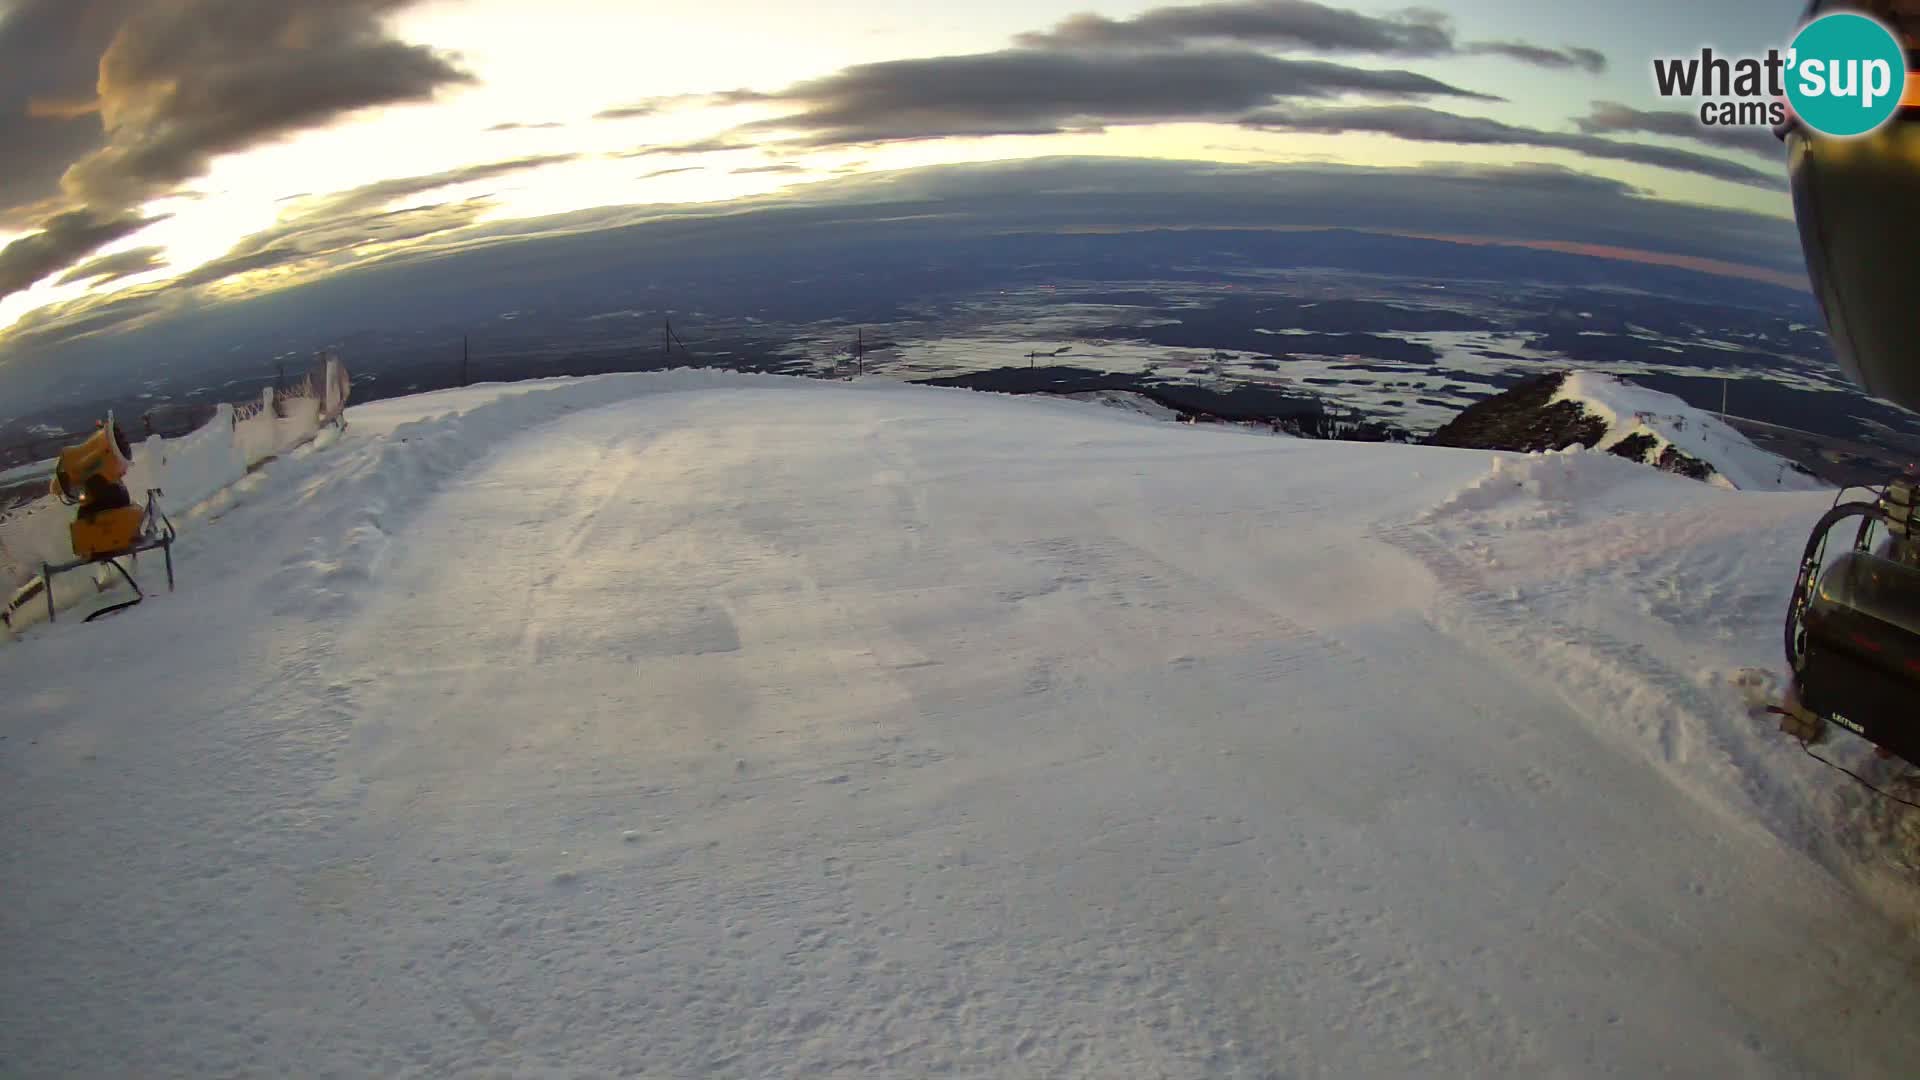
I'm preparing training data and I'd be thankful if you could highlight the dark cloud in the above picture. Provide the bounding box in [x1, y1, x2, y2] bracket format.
[1015, 1, 1453, 53]
[1567, 46, 1608, 73]
[738, 48, 1497, 147]
[14, 195, 490, 342]
[1468, 41, 1606, 74]
[1575, 100, 1782, 158]
[0, 0, 133, 103]
[0, 116, 105, 229]
[1240, 104, 1782, 189]
[487, 121, 565, 132]
[0, 0, 469, 296]
[168, 246, 303, 289]
[10, 153, 564, 331]
[732, 164, 806, 175]
[60, 1, 473, 211]
[58, 196, 495, 297]
[55, 244, 166, 285]
[641, 166, 701, 179]
[594, 93, 724, 121]
[227, 200, 493, 271]
[1016, 2, 1606, 72]
[0, 287, 169, 352]
[299, 154, 579, 218]
[0, 0, 131, 219]
[0, 208, 162, 297]
[613, 136, 757, 158]
[596, 103, 659, 120]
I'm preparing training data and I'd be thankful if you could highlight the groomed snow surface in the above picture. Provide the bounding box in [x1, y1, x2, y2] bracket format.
[2, 372, 1917, 1076]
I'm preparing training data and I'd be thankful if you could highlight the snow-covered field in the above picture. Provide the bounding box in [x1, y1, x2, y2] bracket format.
[2, 372, 1917, 1076]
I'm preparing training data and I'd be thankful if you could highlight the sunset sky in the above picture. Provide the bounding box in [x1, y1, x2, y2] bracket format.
[0, 0, 1817, 361]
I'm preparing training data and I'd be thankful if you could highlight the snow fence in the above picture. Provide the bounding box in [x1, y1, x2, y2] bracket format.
[122, 403, 249, 514]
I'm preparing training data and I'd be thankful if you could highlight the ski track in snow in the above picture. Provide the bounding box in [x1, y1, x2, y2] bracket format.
[2, 372, 1918, 1077]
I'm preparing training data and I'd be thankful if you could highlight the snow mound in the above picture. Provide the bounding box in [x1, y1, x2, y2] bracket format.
[1552, 372, 1822, 492]
[1063, 389, 1182, 421]
[0, 498, 73, 588]
[1427, 443, 1652, 520]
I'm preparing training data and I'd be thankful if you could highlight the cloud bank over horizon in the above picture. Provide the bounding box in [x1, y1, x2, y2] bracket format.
[0, 0, 1802, 358]
[0, 154, 1807, 366]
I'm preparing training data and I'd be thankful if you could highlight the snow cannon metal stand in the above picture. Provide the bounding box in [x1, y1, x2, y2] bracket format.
[35, 487, 177, 623]
[1768, 475, 1920, 769]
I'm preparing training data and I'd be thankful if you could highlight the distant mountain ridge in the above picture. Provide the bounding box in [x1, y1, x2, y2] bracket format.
[1427, 371, 1823, 491]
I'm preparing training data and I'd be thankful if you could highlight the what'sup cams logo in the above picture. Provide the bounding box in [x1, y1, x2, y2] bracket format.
[1654, 9, 1914, 137]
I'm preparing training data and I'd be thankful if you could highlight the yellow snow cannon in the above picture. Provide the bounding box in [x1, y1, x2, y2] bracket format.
[10, 415, 177, 625]
[51, 419, 143, 559]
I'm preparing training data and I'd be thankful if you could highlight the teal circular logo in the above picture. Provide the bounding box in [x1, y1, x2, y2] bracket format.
[1787, 12, 1907, 137]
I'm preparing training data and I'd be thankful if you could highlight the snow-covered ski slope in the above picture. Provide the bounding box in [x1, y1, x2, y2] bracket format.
[2, 371, 1917, 1077]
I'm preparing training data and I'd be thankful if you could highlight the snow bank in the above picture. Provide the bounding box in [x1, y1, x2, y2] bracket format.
[1426, 443, 1651, 518]
[1553, 372, 1822, 492]
[0, 497, 73, 588]
[119, 404, 247, 514]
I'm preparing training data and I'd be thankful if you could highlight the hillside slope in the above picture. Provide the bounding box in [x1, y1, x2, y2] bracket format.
[1428, 371, 1824, 491]
[0, 373, 1913, 1076]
